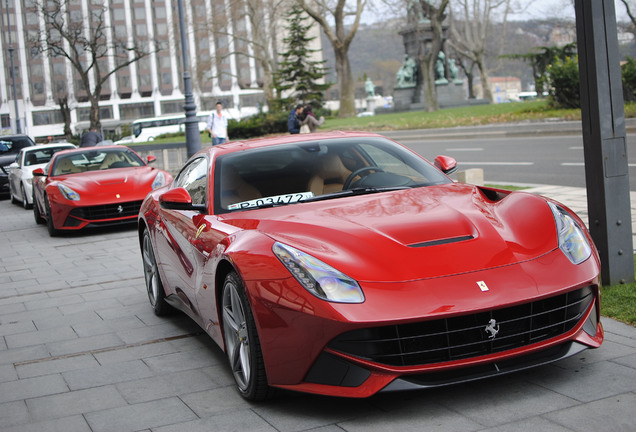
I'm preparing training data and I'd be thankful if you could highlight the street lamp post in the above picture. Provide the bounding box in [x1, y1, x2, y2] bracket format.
[176, 0, 201, 158]
[5, 0, 22, 134]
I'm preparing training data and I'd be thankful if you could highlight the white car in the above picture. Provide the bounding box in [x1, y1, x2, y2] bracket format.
[8, 143, 76, 208]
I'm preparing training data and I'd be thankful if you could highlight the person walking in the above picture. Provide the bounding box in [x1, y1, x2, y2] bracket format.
[206, 101, 229, 145]
[287, 104, 304, 134]
[79, 127, 103, 147]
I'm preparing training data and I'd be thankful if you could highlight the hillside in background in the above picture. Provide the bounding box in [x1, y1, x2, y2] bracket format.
[319, 18, 636, 97]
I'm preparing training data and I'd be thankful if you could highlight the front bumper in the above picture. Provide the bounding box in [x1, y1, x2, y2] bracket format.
[51, 199, 143, 230]
[247, 248, 602, 397]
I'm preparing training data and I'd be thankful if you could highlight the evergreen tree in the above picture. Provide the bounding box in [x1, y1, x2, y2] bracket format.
[274, 5, 330, 110]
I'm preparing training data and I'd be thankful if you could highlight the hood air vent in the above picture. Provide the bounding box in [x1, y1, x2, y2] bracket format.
[409, 235, 474, 248]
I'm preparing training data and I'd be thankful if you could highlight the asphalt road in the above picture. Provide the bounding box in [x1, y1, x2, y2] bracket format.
[390, 133, 636, 190]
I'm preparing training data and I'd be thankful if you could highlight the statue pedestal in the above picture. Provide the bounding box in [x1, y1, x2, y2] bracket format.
[393, 87, 416, 110]
[366, 97, 376, 113]
[435, 81, 466, 108]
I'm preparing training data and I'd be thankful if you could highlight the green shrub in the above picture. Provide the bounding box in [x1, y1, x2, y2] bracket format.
[622, 56, 636, 102]
[228, 112, 289, 139]
[547, 56, 580, 109]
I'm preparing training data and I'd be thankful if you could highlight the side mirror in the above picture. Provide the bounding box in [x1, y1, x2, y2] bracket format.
[147, 155, 157, 164]
[159, 187, 206, 212]
[32, 167, 47, 177]
[7, 162, 18, 169]
[434, 155, 458, 175]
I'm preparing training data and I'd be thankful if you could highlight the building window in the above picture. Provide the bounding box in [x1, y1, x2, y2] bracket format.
[120, 102, 155, 120]
[32, 110, 64, 126]
[76, 106, 113, 122]
[1, 114, 10, 129]
[161, 101, 182, 114]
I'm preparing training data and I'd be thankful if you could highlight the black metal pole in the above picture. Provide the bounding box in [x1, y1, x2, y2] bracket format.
[176, 0, 201, 158]
[575, 0, 634, 285]
[5, 0, 22, 134]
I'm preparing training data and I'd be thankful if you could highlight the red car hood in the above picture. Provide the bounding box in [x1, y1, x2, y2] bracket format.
[54, 166, 160, 201]
[224, 183, 561, 282]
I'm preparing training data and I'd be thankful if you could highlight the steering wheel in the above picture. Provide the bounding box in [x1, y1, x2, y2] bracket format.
[343, 166, 384, 189]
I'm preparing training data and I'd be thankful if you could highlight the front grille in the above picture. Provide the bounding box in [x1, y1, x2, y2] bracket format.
[69, 200, 143, 220]
[329, 286, 594, 367]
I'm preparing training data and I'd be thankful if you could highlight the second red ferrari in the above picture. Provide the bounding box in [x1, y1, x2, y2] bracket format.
[33, 145, 172, 236]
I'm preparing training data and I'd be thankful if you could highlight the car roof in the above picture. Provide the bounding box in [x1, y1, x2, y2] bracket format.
[23, 143, 75, 152]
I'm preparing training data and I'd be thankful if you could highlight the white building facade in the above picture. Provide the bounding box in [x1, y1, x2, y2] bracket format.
[0, 0, 316, 140]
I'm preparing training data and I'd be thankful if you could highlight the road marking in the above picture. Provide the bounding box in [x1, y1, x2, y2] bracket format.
[460, 162, 534, 166]
[561, 162, 636, 167]
[446, 147, 484, 151]
[569, 146, 584, 150]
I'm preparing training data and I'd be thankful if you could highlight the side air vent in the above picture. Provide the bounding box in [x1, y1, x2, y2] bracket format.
[409, 235, 474, 248]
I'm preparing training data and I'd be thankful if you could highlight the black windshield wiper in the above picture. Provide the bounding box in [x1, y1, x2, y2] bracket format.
[300, 186, 411, 203]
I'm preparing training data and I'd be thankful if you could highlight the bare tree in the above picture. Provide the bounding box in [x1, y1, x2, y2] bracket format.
[29, 0, 154, 130]
[619, 0, 636, 31]
[298, 0, 368, 118]
[448, 0, 512, 102]
[244, 0, 287, 109]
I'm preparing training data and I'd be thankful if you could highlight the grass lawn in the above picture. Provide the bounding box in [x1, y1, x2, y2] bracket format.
[129, 100, 636, 145]
[602, 259, 636, 326]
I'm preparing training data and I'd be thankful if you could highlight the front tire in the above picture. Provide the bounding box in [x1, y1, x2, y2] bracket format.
[45, 197, 58, 237]
[21, 184, 31, 209]
[221, 271, 273, 401]
[33, 191, 44, 224]
[141, 229, 171, 316]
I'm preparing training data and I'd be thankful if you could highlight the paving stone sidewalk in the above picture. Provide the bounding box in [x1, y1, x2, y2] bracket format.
[0, 188, 635, 432]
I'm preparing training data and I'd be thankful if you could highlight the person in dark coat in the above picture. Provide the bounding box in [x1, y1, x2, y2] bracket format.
[287, 105, 304, 134]
[79, 127, 103, 147]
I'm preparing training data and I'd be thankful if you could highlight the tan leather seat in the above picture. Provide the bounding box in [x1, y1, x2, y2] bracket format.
[307, 154, 351, 196]
[220, 165, 261, 208]
[54, 158, 81, 175]
[100, 152, 123, 169]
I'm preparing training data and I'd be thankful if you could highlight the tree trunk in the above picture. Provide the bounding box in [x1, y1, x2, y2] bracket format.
[477, 59, 492, 102]
[89, 94, 101, 131]
[419, 53, 439, 112]
[57, 97, 73, 141]
[335, 48, 355, 117]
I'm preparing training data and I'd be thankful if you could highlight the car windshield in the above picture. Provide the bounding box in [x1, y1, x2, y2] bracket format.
[24, 146, 73, 166]
[214, 137, 451, 213]
[51, 148, 144, 176]
[0, 137, 34, 154]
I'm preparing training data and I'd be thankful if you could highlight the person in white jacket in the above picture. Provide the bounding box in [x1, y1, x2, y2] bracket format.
[206, 102, 229, 145]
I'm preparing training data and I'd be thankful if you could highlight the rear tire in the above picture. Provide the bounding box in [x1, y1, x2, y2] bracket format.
[141, 229, 171, 316]
[221, 271, 274, 401]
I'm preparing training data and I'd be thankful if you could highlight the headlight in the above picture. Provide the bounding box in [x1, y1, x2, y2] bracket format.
[58, 184, 80, 201]
[272, 242, 364, 303]
[151, 171, 166, 190]
[549, 202, 592, 264]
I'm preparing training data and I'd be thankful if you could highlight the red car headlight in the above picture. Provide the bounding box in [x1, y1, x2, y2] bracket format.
[273, 242, 365, 303]
[57, 184, 80, 201]
[549, 202, 592, 264]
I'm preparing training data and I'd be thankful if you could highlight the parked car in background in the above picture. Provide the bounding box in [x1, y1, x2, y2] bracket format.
[7, 143, 76, 208]
[0, 134, 36, 197]
[32, 145, 172, 236]
[138, 131, 603, 400]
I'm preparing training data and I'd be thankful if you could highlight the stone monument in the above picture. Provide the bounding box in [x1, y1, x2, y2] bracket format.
[393, 1, 467, 111]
